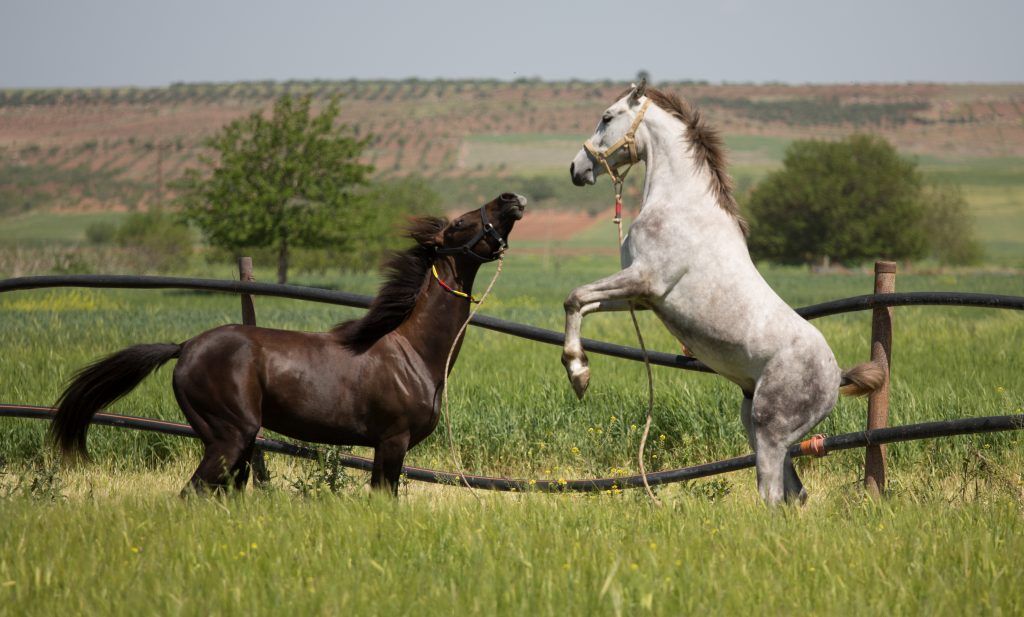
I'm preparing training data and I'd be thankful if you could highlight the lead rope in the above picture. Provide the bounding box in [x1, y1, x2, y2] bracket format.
[440, 251, 505, 501]
[612, 179, 661, 507]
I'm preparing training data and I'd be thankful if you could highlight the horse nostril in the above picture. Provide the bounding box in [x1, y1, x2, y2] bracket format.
[499, 193, 517, 203]
[570, 162, 576, 175]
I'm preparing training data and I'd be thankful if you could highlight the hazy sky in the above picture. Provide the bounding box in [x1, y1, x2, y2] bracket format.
[1, 0, 1021, 88]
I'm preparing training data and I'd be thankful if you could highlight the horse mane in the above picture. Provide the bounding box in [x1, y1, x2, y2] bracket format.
[638, 87, 750, 237]
[331, 216, 447, 349]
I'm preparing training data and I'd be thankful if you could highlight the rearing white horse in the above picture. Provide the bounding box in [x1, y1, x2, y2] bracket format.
[563, 81, 883, 505]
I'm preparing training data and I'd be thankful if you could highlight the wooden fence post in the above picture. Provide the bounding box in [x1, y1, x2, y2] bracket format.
[239, 257, 271, 488]
[864, 260, 895, 496]
[239, 257, 256, 326]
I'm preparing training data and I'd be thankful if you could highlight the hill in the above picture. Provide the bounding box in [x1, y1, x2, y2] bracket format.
[1, 79, 1022, 265]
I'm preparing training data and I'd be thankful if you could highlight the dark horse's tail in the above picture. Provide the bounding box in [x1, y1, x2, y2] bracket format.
[51, 343, 181, 461]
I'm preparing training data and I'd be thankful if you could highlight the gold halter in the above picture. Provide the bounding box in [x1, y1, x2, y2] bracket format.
[582, 98, 650, 223]
[582, 98, 651, 187]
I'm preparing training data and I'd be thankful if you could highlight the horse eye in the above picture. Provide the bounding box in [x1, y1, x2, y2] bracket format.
[454, 219, 463, 228]
[602, 113, 613, 123]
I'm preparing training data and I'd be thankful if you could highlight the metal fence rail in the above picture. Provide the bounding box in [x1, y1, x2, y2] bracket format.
[3, 404, 1022, 492]
[3, 274, 1023, 374]
[2, 271, 1023, 493]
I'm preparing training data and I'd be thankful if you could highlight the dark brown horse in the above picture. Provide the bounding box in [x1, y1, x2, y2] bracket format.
[52, 193, 527, 495]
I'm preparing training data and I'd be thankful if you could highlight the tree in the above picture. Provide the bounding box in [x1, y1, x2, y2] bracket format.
[746, 135, 927, 266]
[920, 182, 983, 265]
[176, 95, 372, 283]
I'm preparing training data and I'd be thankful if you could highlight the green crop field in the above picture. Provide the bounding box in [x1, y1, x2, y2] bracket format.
[2, 252, 1023, 615]
[0, 211, 128, 245]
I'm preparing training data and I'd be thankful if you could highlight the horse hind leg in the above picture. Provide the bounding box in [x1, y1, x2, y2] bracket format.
[741, 393, 803, 504]
[184, 445, 234, 496]
[231, 442, 258, 491]
[750, 366, 838, 506]
[739, 393, 800, 504]
[173, 376, 261, 496]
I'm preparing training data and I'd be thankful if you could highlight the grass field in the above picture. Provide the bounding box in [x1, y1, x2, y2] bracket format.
[3, 472, 1023, 616]
[2, 77, 1024, 614]
[2, 95, 1023, 614]
[2, 250, 1023, 614]
[0, 211, 128, 245]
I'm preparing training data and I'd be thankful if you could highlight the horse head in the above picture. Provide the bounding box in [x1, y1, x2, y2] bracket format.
[422, 193, 527, 263]
[570, 79, 649, 187]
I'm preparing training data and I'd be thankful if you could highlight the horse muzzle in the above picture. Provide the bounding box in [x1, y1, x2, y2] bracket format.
[570, 161, 595, 187]
[500, 193, 527, 220]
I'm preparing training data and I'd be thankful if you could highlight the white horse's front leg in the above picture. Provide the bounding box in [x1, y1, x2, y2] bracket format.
[562, 268, 649, 399]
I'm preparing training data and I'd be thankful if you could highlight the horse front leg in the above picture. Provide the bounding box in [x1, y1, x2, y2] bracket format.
[562, 268, 650, 400]
[371, 431, 410, 497]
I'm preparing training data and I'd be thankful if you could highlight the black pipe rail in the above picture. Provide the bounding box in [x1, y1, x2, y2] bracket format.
[2, 404, 1021, 492]
[3, 274, 1023, 375]
[2, 275, 1023, 491]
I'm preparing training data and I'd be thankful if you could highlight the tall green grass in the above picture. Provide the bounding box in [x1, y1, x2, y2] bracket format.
[1, 257, 1021, 476]
[1, 465, 1023, 616]
[1, 255, 1023, 615]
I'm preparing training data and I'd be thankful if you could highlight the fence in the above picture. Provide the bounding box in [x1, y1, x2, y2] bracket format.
[2, 260, 1023, 493]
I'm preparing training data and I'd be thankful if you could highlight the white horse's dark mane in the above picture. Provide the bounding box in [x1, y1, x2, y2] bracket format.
[639, 87, 750, 236]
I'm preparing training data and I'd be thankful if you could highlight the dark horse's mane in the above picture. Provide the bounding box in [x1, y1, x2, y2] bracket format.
[636, 87, 749, 237]
[332, 216, 447, 349]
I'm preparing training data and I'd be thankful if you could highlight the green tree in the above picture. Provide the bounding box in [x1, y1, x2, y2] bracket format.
[920, 182, 983, 265]
[746, 135, 927, 266]
[175, 95, 372, 283]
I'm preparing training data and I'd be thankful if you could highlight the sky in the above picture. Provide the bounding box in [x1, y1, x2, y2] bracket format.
[1, 0, 1021, 88]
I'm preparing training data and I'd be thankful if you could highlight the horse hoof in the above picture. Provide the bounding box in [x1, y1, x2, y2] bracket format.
[568, 364, 590, 400]
[788, 488, 808, 506]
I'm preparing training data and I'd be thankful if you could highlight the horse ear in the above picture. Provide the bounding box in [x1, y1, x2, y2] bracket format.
[629, 78, 647, 103]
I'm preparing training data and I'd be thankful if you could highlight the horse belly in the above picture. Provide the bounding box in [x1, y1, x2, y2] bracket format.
[650, 294, 779, 391]
[258, 361, 370, 446]
[265, 358, 437, 449]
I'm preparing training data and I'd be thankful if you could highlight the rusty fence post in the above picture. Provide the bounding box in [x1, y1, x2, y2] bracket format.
[239, 257, 271, 488]
[864, 260, 895, 496]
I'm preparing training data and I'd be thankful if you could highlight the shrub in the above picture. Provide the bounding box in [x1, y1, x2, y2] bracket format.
[746, 135, 928, 265]
[115, 209, 193, 273]
[920, 183, 983, 265]
[85, 220, 118, 245]
[523, 175, 559, 203]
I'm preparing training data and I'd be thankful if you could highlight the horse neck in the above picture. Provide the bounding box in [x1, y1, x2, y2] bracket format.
[395, 256, 480, 378]
[638, 107, 741, 240]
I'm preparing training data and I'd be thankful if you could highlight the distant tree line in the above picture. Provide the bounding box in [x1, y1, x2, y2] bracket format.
[699, 97, 931, 127]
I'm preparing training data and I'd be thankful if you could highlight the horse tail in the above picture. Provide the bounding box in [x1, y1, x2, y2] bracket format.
[839, 362, 886, 397]
[51, 343, 181, 461]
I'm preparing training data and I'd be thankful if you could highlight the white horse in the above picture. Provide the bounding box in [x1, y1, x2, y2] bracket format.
[563, 81, 883, 505]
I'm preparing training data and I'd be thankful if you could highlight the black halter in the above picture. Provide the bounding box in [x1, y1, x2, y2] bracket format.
[434, 205, 507, 263]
